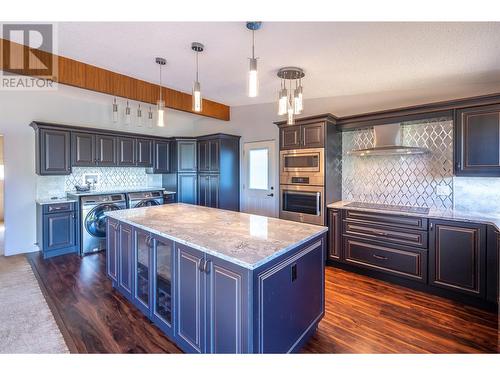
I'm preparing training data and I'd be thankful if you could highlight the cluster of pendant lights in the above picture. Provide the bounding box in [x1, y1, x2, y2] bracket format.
[112, 22, 304, 127]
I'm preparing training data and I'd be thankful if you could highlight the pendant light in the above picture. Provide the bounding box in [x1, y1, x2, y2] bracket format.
[246, 22, 261, 98]
[155, 57, 166, 127]
[112, 98, 119, 123]
[277, 67, 305, 125]
[191, 42, 204, 113]
[137, 104, 143, 127]
[124, 100, 131, 125]
[148, 106, 154, 128]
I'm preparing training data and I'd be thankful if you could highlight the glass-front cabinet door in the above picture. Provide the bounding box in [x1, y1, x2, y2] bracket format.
[152, 236, 174, 333]
[134, 229, 152, 316]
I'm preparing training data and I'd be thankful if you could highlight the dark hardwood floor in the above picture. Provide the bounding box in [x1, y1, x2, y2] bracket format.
[27, 251, 499, 354]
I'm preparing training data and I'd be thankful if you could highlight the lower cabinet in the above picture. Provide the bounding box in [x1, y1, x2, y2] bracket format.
[328, 209, 496, 306]
[106, 219, 325, 353]
[106, 219, 119, 282]
[37, 202, 78, 259]
[178, 173, 198, 204]
[174, 243, 249, 353]
[198, 174, 219, 208]
[429, 219, 486, 297]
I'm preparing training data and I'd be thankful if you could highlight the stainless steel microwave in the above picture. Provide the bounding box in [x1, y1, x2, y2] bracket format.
[280, 148, 324, 186]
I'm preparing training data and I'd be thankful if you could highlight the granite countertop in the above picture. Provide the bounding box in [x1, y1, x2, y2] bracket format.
[66, 187, 166, 197]
[36, 197, 78, 205]
[106, 203, 328, 270]
[328, 200, 500, 231]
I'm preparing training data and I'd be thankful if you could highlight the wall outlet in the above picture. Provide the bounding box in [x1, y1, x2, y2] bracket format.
[84, 174, 98, 186]
[436, 184, 451, 196]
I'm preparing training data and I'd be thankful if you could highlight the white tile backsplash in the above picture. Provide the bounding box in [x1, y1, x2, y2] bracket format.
[36, 167, 162, 199]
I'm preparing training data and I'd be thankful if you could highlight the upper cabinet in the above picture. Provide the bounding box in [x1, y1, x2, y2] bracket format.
[455, 104, 500, 177]
[279, 122, 325, 150]
[198, 139, 220, 172]
[150, 140, 171, 174]
[96, 134, 118, 166]
[177, 140, 198, 172]
[117, 137, 136, 166]
[136, 138, 153, 167]
[72, 132, 95, 167]
[36, 128, 71, 175]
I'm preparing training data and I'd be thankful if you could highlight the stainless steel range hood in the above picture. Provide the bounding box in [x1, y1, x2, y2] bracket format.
[347, 123, 429, 156]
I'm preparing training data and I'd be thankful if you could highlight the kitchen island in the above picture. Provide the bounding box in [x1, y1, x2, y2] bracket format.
[105, 203, 327, 353]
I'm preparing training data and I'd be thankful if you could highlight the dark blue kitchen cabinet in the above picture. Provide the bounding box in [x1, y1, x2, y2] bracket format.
[36, 202, 78, 259]
[136, 138, 153, 167]
[117, 137, 136, 166]
[252, 238, 324, 353]
[151, 235, 174, 336]
[176, 140, 197, 172]
[174, 243, 207, 353]
[148, 140, 171, 174]
[174, 243, 250, 353]
[72, 132, 95, 167]
[118, 223, 134, 299]
[205, 253, 250, 353]
[36, 128, 71, 175]
[106, 218, 119, 283]
[96, 134, 118, 166]
[177, 173, 198, 204]
[133, 229, 153, 316]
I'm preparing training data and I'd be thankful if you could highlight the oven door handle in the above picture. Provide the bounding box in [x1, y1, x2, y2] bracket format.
[316, 192, 321, 216]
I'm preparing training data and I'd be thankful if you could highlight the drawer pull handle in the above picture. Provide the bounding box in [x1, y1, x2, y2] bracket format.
[373, 254, 388, 261]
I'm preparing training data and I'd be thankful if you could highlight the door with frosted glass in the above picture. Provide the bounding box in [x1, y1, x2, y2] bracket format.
[242, 141, 276, 217]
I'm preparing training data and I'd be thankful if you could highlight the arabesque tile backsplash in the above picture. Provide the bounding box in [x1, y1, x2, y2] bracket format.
[37, 167, 162, 199]
[342, 118, 454, 210]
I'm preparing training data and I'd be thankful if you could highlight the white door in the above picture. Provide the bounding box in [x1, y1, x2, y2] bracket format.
[242, 141, 277, 217]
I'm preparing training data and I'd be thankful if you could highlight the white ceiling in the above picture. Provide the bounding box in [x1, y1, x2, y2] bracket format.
[53, 22, 500, 108]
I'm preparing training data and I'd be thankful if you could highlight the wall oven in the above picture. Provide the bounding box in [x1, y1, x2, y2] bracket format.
[280, 148, 324, 186]
[279, 184, 324, 226]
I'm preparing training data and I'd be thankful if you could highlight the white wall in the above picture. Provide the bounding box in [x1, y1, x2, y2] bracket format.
[0, 85, 198, 256]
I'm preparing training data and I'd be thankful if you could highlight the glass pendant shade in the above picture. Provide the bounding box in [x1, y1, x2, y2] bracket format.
[192, 81, 202, 112]
[287, 105, 295, 125]
[157, 100, 165, 127]
[148, 106, 154, 129]
[248, 58, 258, 97]
[124, 101, 131, 125]
[294, 86, 303, 114]
[137, 104, 143, 127]
[112, 98, 118, 123]
[278, 88, 288, 115]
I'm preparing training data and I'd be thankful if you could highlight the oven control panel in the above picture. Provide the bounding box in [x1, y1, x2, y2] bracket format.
[291, 176, 310, 184]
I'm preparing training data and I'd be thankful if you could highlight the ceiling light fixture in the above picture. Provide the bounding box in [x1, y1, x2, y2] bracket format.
[112, 98, 119, 123]
[191, 42, 204, 113]
[246, 22, 262, 98]
[277, 67, 305, 125]
[124, 100, 131, 126]
[155, 57, 167, 127]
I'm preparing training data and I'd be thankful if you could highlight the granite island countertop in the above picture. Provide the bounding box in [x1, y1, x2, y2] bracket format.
[328, 200, 500, 231]
[106, 203, 328, 270]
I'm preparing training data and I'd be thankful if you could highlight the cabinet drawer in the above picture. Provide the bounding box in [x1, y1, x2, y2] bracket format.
[344, 210, 428, 230]
[344, 237, 427, 282]
[343, 220, 428, 249]
[43, 202, 75, 214]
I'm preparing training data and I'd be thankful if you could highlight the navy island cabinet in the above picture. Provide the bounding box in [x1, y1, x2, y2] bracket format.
[106, 217, 325, 353]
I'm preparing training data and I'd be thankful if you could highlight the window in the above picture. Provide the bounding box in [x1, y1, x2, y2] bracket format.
[248, 148, 268, 190]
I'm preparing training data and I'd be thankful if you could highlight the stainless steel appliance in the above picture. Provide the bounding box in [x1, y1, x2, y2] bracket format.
[81, 194, 127, 255]
[279, 184, 324, 225]
[280, 147, 324, 186]
[279, 148, 325, 225]
[126, 190, 164, 208]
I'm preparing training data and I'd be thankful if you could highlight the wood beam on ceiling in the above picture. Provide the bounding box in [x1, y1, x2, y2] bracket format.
[0, 38, 230, 121]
